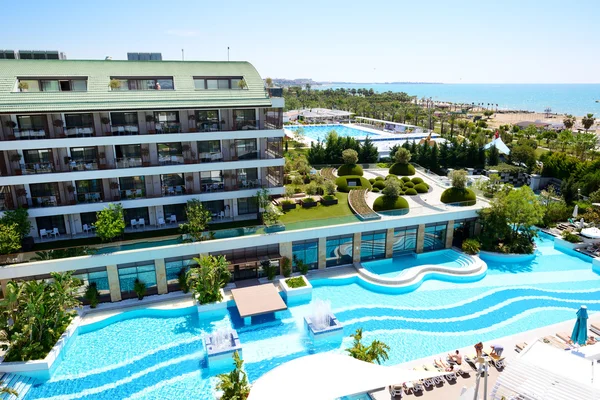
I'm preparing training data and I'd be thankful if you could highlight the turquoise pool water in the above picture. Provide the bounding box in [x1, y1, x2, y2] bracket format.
[362, 249, 471, 278]
[25, 232, 600, 399]
[286, 124, 378, 141]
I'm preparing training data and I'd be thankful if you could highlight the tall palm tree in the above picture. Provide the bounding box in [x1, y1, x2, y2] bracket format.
[563, 114, 576, 130]
[582, 113, 595, 132]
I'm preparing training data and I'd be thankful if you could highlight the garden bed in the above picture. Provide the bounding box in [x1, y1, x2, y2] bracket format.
[335, 176, 372, 193]
[320, 195, 339, 206]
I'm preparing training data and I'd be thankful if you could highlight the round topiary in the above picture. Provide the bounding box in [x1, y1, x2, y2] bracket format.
[414, 183, 429, 193]
[411, 177, 424, 184]
[389, 163, 416, 176]
[373, 196, 410, 212]
[404, 188, 418, 195]
[373, 181, 385, 190]
[372, 187, 380, 193]
[440, 187, 477, 205]
[369, 178, 376, 184]
[399, 190, 405, 195]
[334, 175, 372, 193]
[386, 174, 398, 180]
[404, 181, 415, 188]
[401, 176, 411, 182]
[375, 176, 384, 181]
[337, 164, 364, 177]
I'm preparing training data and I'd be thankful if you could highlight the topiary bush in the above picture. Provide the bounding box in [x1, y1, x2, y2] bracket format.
[369, 178, 376, 184]
[375, 176, 384, 181]
[404, 188, 418, 195]
[372, 187, 380, 193]
[373, 196, 409, 211]
[373, 181, 385, 190]
[337, 164, 364, 176]
[389, 163, 416, 176]
[411, 177, 424, 184]
[386, 174, 398, 180]
[404, 181, 415, 188]
[335, 175, 372, 192]
[440, 187, 477, 205]
[401, 176, 411, 182]
[414, 183, 429, 193]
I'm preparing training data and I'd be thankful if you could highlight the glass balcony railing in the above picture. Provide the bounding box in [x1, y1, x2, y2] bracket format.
[154, 123, 181, 134]
[12, 129, 47, 140]
[68, 159, 98, 171]
[115, 157, 142, 168]
[65, 127, 95, 138]
[158, 154, 184, 165]
[111, 125, 139, 136]
[30, 195, 59, 208]
[21, 162, 55, 174]
[161, 185, 186, 196]
[120, 189, 145, 200]
[76, 192, 103, 203]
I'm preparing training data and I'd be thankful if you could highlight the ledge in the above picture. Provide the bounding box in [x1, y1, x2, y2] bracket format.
[478, 250, 536, 263]
[553, 238, 587, 251]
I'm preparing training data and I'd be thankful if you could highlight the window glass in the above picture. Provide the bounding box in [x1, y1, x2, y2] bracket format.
[70, 80, 87, 91]
[118, 263, 157, 294]
[161, 173, 184, 187]
[424, 223, 447, 252]
[237, 197, 258, 215]
[206, 80, 218, 89]
[361, 231, 386, 261]
[65, 114, 93, 127]
[17, 115, 45, 130]
[393, 227, 418, 255]
[119, 176, 145, 190]
[70, 147, 97, 161]
[165, 257, 197, 287]
[194, 79, 206, 90]
[198, 140, 221, 154]
[231, 78, 242, 89]
[217, 79, 230, 89]
[203, 200, 224, 215]
[163, 204, 186, 222]
[200, 170, 223, 184]
[23, 149, 51, 163]
[19, 80, 39, 91]
[110, 112, 138, 125]
[292, 240, 318, 271]
[157, 79, 174, 90]
[154, 111, 179, 123]
[123, 207, 149, 226]
[41, 80, 59, 91]
[326, 235, 353, 267]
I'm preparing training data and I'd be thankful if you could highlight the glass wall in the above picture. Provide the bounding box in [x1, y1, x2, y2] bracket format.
[65, 114, 94, 137]
[163, 204, 186, 223]
[361, 230, 386, 261]
[124, 207, 149, 227]
[203, 200, 225, 215]
[198, 140, 222, 161]
[158, 143, 183, 165]
[234, 139, 258, 160]
[36, 215, 66, 235]
[326, 235, 353, 267]
[392, 226, 418, 256]
[110, 112, 139, 135]
[165, 256, 197, 291]
[75, 179, 103, 203]
[80, 211, 97, 228]
[118, 261, 157, 299]
[292, 240, 318, 271]
[119, 176, 145, 199]
[237, 197, 258, 215]
[424, 223, 447, 252]
[195, 110, 220, 131]
[452, 219, 476, 247]
[233, 109, 256, 130]
[73, 268, 110, 302]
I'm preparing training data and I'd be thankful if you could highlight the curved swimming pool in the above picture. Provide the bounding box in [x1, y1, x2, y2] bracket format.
[25, 232, 600, 399]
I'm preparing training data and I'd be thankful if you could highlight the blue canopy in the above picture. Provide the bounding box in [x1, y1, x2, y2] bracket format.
[571, 305, 588, 346]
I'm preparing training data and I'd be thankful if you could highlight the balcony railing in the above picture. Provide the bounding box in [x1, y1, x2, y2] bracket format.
[115, 157, 142, 168]
[111, 125, 140, 136]
[29, 195, 59, 208]
[158, 154, 184, 165]
[21, 162, 55, 175]
[120, 189, 145, 200]
[154, 123, 181, 134]
[11, 129, 47, 140]
[65, 127, 95, 138]
[76, 192, 103, 203]
[161, 185, 186, 196]
[68, 159, 98, 171]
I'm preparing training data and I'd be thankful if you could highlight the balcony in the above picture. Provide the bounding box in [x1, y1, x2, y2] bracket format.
[12, 129, 47, 140]
[68, 159, 98, 171]
[65, 127, 95, 138]
[20, 162, 55, 175]
[120, 188, 145, 201]
[29, 195, 59, 208]
[111, 125, 140, 136]
[161, 185, 186, 196]
[115, 157, 143, 169]
[158, 154, 184, 165]
[154, 123, 181, 134]
[76, 192, 103, 204]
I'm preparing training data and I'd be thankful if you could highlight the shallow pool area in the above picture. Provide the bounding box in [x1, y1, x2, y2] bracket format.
[362, 249, 472, 279]
[24, 232, 600, 399]
[285, 124, 378, 141]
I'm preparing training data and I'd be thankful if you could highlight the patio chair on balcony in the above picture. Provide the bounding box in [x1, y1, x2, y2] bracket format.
[131, 219, 138, 229]
[39, 229, 48, 239]
[138, 218, 146, 229]
[157, 218, 166, 228]
[51, 228, 60, 238]
[83, 224, 92, 234]
[169, 215, 177, 224]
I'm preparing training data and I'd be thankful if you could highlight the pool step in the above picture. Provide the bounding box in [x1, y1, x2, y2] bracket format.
[0, 373, 37, 400]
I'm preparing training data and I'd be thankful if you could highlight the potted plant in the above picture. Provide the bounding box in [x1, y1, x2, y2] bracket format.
[133, 278, 147, 300]
[67, 184, 76, 205]
[141, 147, 151, 167]
[4, 120, 17, 140]
[108, 79, 122, 90]
[15, 188, 27, 208]
[100, 117, 111, 135]
[18, 81, 29, 92]
[188, 114, 197, 132]
[98, 152, 107, 169]
[53, 119, 65, 137]
[301, 197, 317, 208]
[237, 78, 248, 89]
[321, 180, 338, 206]
[145, 115, 156, 133]
[281, 186, 297, 211]
[9, 153, 22, 175]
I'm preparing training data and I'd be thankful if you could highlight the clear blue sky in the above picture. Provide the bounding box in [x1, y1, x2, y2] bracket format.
[2, 0, 599, 83]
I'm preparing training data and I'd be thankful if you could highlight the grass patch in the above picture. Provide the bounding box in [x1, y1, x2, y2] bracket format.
[440, 188, 477, 205]
[373, 196, 409, 211]
[285, 276, 307, 288]
[279, 193, 354, 225]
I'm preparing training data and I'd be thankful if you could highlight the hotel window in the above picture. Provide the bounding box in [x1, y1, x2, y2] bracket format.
[36, 215, 66, 234]
[165, 256, 197, 290]
[17, 115, 46, 131]
[234, 138, 258, 160]
[23, 149, 52, 164]
[361, 230, 386, 261]
[292, 240, 318, 272]
[110, 112, 138, 126]
[18, 78, 87, 92]
[237, 197, 258, 215]
[200, 170, 223, 185]
[393, 226, 418, 255]
[424, 223, 447, 252]
[80, 212, 98, 227]
[452, 219, 476, 247]
[326, 235, 353, 267]
[203, 200, 225, 215]
[110, 77, 174, 91]
[123, 207, 150, 227]
[118, 262, 157, 299]
[73, 268, 110, 298]
[233, 109, 256, 129]
[193, 77, 244, 90]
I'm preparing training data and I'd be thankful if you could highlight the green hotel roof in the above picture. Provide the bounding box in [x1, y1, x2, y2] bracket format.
[0, 59, 271, 113]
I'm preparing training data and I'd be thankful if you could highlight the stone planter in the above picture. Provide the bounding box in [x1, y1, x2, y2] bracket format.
[281, 202, 297, 211]
[320, 197, 338, 206]
[279, 275, 312, 304]
[301, 200, 317, 209]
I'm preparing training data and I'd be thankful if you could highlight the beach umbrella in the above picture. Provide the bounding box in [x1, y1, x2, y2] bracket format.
[573, 205, 579, 218]
[571, 305, 588, 346]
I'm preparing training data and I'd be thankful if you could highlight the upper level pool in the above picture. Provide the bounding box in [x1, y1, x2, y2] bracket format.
[285, 124, 378, 141]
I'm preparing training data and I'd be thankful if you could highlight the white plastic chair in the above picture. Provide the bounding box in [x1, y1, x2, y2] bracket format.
[138, 218, 146, 229]
[83, 224, 90, 233]
[51, 228, 60, 238]
[130, 219, 138, 229]
[169, 215, 177, 224]
[219, 211, 225, 219]
[40, 229, 48, 239]
[157, 218, 166, 228]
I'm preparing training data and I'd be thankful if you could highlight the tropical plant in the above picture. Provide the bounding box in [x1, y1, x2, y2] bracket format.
[281, 256, 292, 278]
[293, 255, 309, 275]
[108, 79, 122, 90]
[17, 81, 29, 92]
[179, 199, 212, 241]
[582, 113, 595, 132]
[186, 255, 231, 304]
[285, 276, 306, 288]
[261, 260, 277, 281]
[563, 114, 576, 130]
[394, 148, 411, 164]
[462, 238, 481, 254]
[0, 208, 31, 240]
[133, 279, 147, 300]
[0, 223, 21, 255]
[237, 79, 248, 89]
[95, 203, 125, 242]
[178, 268, 190, 293]
[345, 328, 390, 364]
[30, 247, 96, 261]
[0, 272, 82, 361]
[84, 283, 100, 308]
[216, 351, 250, 400]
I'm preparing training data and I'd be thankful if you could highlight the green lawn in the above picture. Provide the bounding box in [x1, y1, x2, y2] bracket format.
[278, 192, 359, 229]
[534, 147, 550, 158]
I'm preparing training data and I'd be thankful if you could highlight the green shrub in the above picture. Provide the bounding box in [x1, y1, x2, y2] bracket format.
[411, 177, 424, 184]
[562, 231, 582, 243]
[369, 178, 376, 184]
[372, 187, 380, 193]
[281, 256, 292, 278]
[133, 279, 147, 300]
[462, 238, 481, 255]
[373, 196, 409, 211]
[286, 276, 307, 288]
[414, 183, 429, 193]
[294, 186, 302, 194]
[375, 176, 384, 181]
[401, 176, 411, 182]
[389, 163, 416, 176]
[84, 283, 100, 308]
[373, 181, 385, 190]
[404, 181, 415, 188]
[404, 188, 418, 195]
[440, 188, 477, 205]
[261, 260, 277, 280]
[334, 176, 372, 192]
[337, 164, 364, 176]
[399, 190, 405, 195]
[178, 268, 190, 293]
[386, 174, 398, 180]
[293, 255, 309, 275]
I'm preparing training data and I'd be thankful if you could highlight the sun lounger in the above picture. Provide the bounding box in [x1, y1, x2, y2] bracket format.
[422, 364, 445, 384]
[591, 323, 600, 336]
[542, 336, 572, 350]
[515, 342, 528, 352]
[413, 367, 435, 387]
[390, 383, 403, 396]
[483, 346, 506, 368]
[556, 332, 572, 344]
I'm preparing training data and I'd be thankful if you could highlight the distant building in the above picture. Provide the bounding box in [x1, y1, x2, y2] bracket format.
[127, 52, 162, 61]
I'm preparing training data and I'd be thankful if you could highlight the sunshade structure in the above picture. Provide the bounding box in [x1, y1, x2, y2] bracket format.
[572, 306, 589, 345]
[492, 341, 600, 400]
[581, 227, 600, 239]
[483, 137, 511, 155]
[248, 353, 444, 400]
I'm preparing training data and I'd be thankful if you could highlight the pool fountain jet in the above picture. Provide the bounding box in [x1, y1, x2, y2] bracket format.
[304, 299, 343, 339]
[204, 327, 242, 371]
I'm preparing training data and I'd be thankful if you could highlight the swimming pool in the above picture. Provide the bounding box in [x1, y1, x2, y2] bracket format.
[285, 124, 378, 141]
[362, 249, 472, 279]
[25, 232, 600, 399]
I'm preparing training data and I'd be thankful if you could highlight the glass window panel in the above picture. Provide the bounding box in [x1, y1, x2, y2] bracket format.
[361, 231, 386, 261]
[206, 80, 218, 89]
[237, 197, 258, 215]
[161, 173, 184, 187]
[200, 170, 223, 184]
[19, 80, 39, 91]
[197, 140, 221, 154]
[217, 79, 230, 89]
[71, 80, 87, 91]
[231, 78, 242, 89]
[40, 80, 59, 91]
[154, 111, 179, 123]
[164, 204, 186, 222]
[326, 235, 353, 267]
[194, 79, 206, 90]
[157, 79, 173, 90]
[111, 112, 138, 125]
[292, 240, 319, 271]
[119, 176, 145, 190]
[203, 200, 224, 214]
[17, 115, 45, 130]
[123, 207, 149, 225]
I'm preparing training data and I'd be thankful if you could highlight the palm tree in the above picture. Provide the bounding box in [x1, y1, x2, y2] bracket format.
[582, 113, 595, 132]
[216, 351, 250, 400]
[449, 114, 457, 137]
[563, 114, 576, 130]
[0, 383, 17, 397]
[345, 328, 390, 364]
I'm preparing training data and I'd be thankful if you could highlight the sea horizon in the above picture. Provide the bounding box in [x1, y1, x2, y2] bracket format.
[315, 83, 600, 116]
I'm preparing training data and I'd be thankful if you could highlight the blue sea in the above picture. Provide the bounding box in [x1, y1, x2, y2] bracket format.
[317, 83, 600, 116]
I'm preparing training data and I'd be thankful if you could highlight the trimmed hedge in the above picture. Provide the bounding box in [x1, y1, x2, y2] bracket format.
[440, 187, 477, 206]
[337, 164, 364, 176]
[372, 187, 380, 193]
[411, 177, 424, 184]
[375, 176, 384, 181]
[386, 174, 398, 180]
[404, 188, 418, 195]
[373, 181, 385, 190]
[414, 183, 429, 193]
[373, 196, 410, 211]
[369, 178, 376, 184]
[404, 181, 415, 188]
[335, 175, 372, 192]
[389, 163, 416, 176]
[401, 176, 411, 182]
